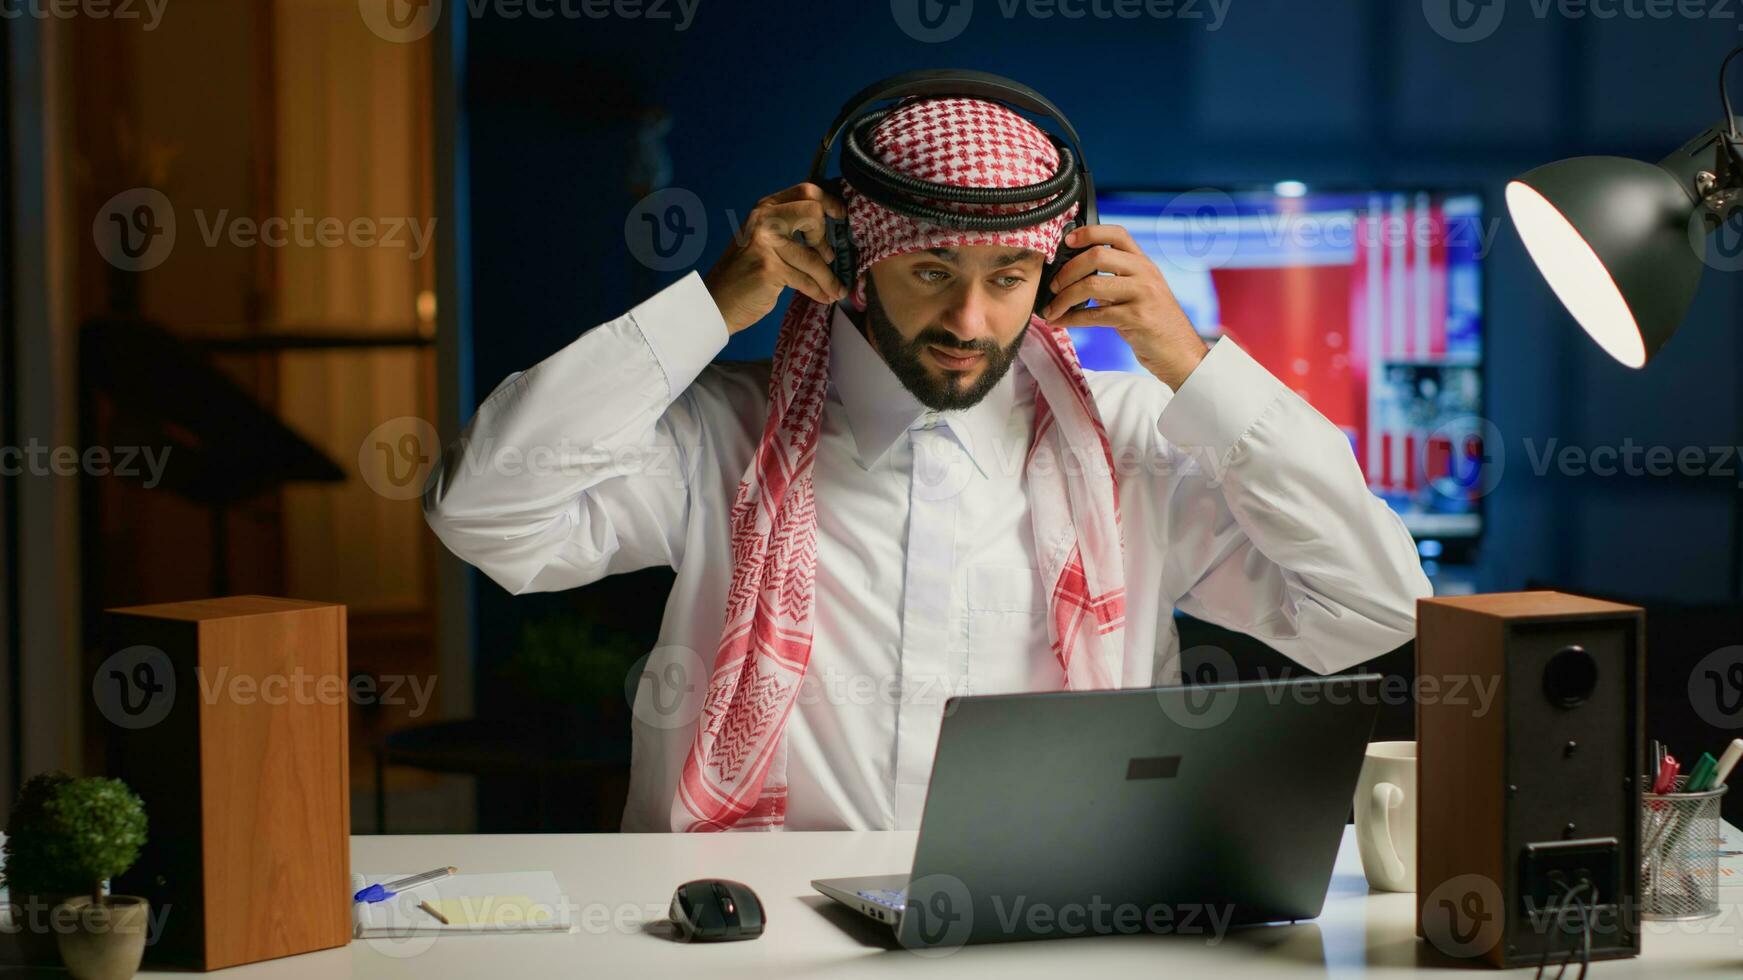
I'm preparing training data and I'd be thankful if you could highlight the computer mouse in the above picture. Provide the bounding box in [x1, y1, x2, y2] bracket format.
[668, 878, 765, 942]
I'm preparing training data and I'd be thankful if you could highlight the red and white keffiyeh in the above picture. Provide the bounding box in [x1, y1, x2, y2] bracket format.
[672, 96, 1128, 832]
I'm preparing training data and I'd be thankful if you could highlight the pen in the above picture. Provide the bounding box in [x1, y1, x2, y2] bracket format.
[353, 866, 459, 904]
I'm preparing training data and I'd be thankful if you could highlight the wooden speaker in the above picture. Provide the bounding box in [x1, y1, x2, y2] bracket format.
[100, 596, 350, 970]
[1415, 590, 1643, 968]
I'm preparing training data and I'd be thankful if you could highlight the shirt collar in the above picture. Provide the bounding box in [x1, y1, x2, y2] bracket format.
[827, 303, 1020, 479]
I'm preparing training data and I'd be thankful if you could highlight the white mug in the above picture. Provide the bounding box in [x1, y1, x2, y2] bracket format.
[1354, 740, 1417, 892]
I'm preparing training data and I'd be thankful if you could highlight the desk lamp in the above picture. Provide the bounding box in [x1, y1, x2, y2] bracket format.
[1506, 45, 1743, 367]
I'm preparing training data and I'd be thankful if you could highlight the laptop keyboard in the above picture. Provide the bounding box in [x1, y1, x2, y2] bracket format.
[856, 888, 908, 911]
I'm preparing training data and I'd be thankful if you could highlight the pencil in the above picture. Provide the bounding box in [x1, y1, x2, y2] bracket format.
[419, 900, 449, 925]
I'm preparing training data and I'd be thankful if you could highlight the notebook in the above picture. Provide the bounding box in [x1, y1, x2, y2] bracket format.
[349, 871, 574, 937]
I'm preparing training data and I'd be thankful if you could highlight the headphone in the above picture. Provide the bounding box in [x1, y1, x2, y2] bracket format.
[807, 69, 1098, 317]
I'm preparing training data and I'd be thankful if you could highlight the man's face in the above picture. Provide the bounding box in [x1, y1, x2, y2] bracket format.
[859, 244, 1045, 411]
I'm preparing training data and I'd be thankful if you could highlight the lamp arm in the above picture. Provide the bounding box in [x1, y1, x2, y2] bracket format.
[1687, 45, 1743, 227]
[1644, 47, 1743, 229]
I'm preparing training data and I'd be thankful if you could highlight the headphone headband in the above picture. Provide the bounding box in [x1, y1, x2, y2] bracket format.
[808, 70, 1097, 317]
[807, 69, 1096, 223]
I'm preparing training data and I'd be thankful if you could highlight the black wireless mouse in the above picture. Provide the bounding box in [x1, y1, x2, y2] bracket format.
[669, 879, 765, 942]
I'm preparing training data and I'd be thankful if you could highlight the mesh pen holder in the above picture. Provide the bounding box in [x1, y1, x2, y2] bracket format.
[1641, 776, 1727, 921]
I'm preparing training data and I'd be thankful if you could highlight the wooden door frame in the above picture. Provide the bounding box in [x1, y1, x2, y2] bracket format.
[432, 10, 475, 723]
[5, 11, 81, 803]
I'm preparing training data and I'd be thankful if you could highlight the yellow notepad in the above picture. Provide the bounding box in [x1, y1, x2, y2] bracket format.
[350, 872, 572, 936]
[425, 895, 556, 927]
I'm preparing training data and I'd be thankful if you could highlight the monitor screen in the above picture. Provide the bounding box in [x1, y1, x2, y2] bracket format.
[1087, 187, 1487, 544]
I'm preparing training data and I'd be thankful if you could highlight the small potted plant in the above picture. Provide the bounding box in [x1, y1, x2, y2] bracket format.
[4, 771, 80, 964]
[2, 772, 150, 980]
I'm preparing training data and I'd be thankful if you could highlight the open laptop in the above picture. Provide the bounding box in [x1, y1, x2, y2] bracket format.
[812, 674, 1381, 949]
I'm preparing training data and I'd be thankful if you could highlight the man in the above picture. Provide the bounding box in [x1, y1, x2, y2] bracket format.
[424, 94, 1432, 833]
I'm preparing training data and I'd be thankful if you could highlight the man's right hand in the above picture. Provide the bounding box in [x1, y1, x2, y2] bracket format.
[702, 182, 848, 335]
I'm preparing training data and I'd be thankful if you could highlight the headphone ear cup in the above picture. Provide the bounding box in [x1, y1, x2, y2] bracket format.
[825, 214, 857, 298]
[815, 177, 858, 300]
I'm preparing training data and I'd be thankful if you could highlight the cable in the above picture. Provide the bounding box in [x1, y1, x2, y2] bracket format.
[1572, 884, 1594, 980]
[1533, 887, 1568, 980]
[1721, 45, 1743, 140]
[1534, 879, 1591, 980]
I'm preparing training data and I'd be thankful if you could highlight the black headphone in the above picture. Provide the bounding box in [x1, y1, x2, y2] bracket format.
[807, 69, 1098, 317]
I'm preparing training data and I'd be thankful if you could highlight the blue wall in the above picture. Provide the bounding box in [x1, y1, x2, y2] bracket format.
[460, 0, 1743, 626]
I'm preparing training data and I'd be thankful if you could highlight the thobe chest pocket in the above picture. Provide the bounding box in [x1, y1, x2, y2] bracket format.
[965, 564, 1051, 696]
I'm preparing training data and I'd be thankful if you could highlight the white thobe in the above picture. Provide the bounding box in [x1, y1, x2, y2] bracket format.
[422, 271, 1433, 832]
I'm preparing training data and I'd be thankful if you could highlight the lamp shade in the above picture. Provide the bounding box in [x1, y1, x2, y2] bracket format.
[1505, 155, 1705, 368]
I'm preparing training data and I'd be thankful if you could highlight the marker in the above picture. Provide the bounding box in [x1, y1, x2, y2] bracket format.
[1687, 753, 1719, 793]
[1713, 738, 1743, 789]
[1653, 755, 1680, 795]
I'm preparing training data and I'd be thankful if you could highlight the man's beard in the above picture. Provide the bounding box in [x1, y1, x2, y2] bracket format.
[860, 276, 1029, 411]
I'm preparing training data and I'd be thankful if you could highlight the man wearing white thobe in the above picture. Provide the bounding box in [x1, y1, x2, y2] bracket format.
[424, 172, 1432, 832]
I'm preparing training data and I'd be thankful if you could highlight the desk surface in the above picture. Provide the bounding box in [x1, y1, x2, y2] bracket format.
[141, 827, 1743, 978]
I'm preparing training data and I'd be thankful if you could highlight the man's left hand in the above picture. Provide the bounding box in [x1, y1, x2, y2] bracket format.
[1039, 224, 1210, 391]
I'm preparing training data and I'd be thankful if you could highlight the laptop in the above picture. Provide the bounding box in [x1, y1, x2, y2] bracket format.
[812, 673, 1381, 950]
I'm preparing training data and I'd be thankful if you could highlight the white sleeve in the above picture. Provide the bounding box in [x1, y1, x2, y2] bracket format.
[1154, 335, 1432, 675]
[422, 271, 729, 595]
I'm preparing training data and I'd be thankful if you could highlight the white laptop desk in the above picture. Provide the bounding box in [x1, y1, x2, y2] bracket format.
[134, 826, 1743, 978]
